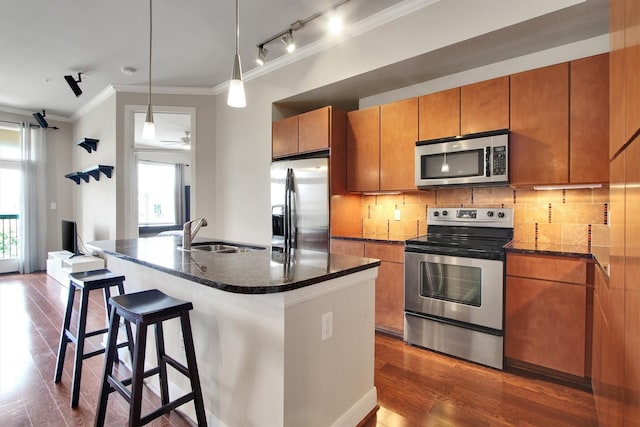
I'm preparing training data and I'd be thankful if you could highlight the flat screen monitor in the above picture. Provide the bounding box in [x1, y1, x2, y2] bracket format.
[61, 220, 80, 257]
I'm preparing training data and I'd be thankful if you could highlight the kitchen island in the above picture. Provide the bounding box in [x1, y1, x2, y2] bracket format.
[89, 236, 380, 427]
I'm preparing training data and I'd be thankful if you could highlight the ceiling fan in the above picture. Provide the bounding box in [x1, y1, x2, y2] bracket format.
[160, 130, 191, 146]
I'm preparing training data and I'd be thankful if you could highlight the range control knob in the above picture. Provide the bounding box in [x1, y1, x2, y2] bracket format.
[442, 210, 448, 216]
[433, 211, 440, 217]
[487, 211, 494, 217]
[498, 211, 505, 218]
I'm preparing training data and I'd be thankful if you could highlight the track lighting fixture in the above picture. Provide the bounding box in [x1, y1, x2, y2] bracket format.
[227, 0, 246, 108]
[256, 45, 268, 66]
[33, 110, 49, 128]
[255, 0, 350, 64]
[64, 72, 83, 97]
[32, 110, 58, 129]
[281, 30, 296, 53]
[142, 0, 156, 139]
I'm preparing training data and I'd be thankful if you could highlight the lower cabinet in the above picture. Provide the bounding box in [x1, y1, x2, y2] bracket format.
[331, 239, 405, 336]
[505, 252, 593, 383]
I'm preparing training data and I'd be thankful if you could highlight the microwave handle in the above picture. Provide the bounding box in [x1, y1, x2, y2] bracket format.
[485, 146, 491, 177]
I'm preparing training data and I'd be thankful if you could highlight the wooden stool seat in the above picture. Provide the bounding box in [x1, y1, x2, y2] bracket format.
[95, 289, 207, 426]
[54, 268, 134, 408]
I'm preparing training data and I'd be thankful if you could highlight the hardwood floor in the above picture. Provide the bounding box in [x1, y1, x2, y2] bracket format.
[0, 272, 598, 426]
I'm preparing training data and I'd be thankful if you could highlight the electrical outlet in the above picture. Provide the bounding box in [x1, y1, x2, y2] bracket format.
[50, 202, 56, 210]
[394, 209, 401, 221]
[322, 311, 333, 341]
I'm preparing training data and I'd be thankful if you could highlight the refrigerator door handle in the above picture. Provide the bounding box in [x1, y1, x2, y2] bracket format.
[284, 168, 296, 250]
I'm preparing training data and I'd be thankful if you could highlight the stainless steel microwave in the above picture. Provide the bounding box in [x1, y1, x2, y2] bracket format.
[415, 129, 509, 188]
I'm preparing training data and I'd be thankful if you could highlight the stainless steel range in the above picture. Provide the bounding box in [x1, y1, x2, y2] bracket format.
[404, 207, 513, 369]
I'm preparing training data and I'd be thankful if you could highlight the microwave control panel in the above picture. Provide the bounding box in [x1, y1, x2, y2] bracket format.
[492, 146, 507, 176]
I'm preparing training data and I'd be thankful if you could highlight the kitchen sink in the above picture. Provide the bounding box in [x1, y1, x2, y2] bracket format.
[178, 242, 266, 253]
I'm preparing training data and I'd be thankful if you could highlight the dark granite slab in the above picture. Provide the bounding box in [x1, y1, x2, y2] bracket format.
[88, 236, 381, 295]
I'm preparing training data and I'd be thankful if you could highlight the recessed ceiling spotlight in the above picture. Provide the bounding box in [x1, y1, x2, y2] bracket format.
[121, 66, 137, 75]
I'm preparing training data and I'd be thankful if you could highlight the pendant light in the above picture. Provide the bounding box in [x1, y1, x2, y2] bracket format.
[142, 0, 156, 139]
[227, 0, 246, 108]
[441, 152, 450, 173]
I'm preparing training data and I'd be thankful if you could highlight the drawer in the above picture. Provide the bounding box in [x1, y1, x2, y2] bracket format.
[507, 253, 587, 284]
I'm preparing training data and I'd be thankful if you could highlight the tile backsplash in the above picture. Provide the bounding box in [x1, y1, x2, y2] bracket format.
[359, 186, 610, 248]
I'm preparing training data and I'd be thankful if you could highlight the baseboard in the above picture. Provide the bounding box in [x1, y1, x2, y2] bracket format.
[331, 387, 378, 427]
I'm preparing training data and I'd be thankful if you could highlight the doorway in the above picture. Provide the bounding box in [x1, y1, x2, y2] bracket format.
[124, 106, 196, 238]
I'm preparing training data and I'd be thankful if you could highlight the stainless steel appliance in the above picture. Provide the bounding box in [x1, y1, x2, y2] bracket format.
[415, 129, 509, 188]
[271, 154, 329, 252]
[404, 207, 513, 369]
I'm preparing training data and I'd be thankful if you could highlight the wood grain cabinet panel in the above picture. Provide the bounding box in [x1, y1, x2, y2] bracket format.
[272, 115, 298, 158]
[365, 242, 405, 336]
[330, 239, 364, 257]
[610, 0, 626, 158]
[299, 107, 330, 153]
[510, 63, 569, 186]
[506, 253, 587, 284]
[460, 76, 509, 134]
[626, 0, 640, 144]
[380, 98, 418, 192]
[347, 106, 380, 192]
[419, 88, 460, 140]
[505, 276, 587, 377]
[570, 54, 609, 184]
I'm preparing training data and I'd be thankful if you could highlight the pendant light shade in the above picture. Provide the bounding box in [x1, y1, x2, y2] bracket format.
[143, 0, 156, 139]
[227, 0, 246, 108]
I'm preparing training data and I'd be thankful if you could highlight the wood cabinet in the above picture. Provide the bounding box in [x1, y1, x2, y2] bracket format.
[460, 76, 510, 135]
[331, 239, 405, 336]
[272, 106, 337, 159]
[510, 63, 570, 186]
[380, 98, 418, 192]
[570, 53, 609, 184]
[505, 253, 593, 381]
[347, 106, 380, 192]
[418, 88, 460, 140]
[272, 115, 298, 158]
[347, 99, 418, 192]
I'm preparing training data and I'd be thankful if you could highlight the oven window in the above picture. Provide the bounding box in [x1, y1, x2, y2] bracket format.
[420, 149, 484, 179]
[419, 262, 481, 307]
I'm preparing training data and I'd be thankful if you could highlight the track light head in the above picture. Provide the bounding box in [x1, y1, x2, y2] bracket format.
[256, 45, 268, 66]
[64, 72, 83, 97]
[281, 30, 295, 53]
[33, 110, 49, 128]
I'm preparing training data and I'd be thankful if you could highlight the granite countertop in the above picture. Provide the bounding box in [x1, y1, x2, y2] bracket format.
[506, 241, 610, 277]
[331, 235, 408, 244]
[88, 236, 381, 295]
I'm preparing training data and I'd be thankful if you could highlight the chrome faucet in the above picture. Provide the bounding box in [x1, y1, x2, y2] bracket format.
[182, 217, 208, 250]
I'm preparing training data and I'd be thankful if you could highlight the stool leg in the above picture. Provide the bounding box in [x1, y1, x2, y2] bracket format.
[71, 287, 90, 408]
[54, 283, 76, 383]
[154, 322, 170, 406]
[180, 313, 207, 427]
[129, 320, 148, 427]
[117, 282, 135, 361]
[95, 306, 121, 427]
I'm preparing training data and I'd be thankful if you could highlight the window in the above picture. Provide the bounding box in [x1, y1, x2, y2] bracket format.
[0, 124, 20, 260]
[137, 161, 176, 226]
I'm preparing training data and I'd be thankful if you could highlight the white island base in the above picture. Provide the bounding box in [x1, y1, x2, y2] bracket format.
[104, 254, 378, 427]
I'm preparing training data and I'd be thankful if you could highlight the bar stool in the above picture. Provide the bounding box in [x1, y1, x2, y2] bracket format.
[54, 268, 134, 407]
[95, 289, 207, 427]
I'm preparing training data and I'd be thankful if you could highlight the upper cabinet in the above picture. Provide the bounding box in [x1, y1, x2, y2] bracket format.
[510, 63, 570, 186]
[570, 53, 609, 184]
[460, 76, 510, 135]
[380, 98, 418, 192]
[347, 106, 380, 192]
[272, 106, 334, 159]
[418, 88, 460, 140]
[272, 115, 299, 158]
[347, 99, 418, 193]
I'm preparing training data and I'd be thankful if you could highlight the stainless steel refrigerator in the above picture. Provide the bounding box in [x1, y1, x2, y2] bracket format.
[271, 155, 329, 253]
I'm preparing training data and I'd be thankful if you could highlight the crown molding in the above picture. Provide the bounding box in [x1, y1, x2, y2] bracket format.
[70, 85, 117, 122]
[212, 0, 441, 94]
[111, 85, 215, 96]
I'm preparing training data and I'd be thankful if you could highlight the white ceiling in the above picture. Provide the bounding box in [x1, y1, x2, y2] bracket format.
[0, 0, 609, 121]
